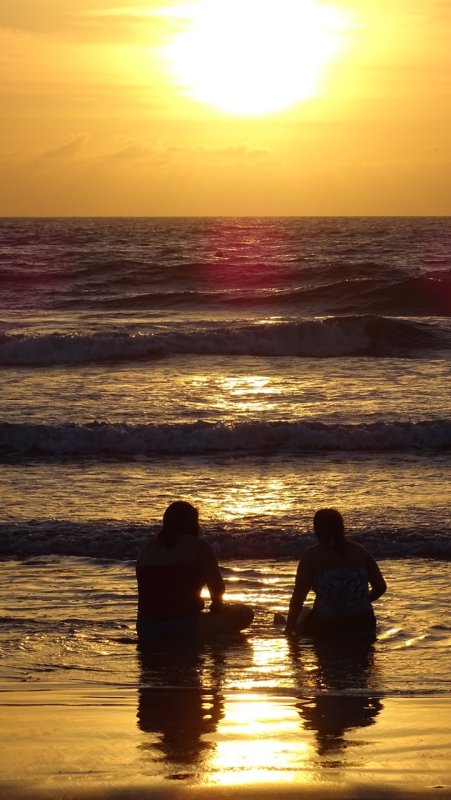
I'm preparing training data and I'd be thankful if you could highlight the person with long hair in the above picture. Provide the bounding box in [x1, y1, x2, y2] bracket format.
[284, 509, 386, 638]
[136, 501, 254, 641]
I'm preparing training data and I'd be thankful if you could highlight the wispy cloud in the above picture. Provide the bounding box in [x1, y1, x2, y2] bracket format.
[87, 6, 164, 18]
[107, 139, 154, 162]
[2, 137, 271, 172]
[37, 135, 89, 162]
[197, 144, 270, 161]
[87, 4, 192, 19]
[103, 138, 272, 166]
[0, 1, 174, 41]
[81, 4, 188, 39]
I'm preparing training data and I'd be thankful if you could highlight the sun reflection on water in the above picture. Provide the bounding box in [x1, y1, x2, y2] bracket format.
[223, 480, 292, 521]
[206, 694, 313, 786]
[215, 373, 281, 417]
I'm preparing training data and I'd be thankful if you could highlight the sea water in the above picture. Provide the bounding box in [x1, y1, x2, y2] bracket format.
[1, 216, 450, 700]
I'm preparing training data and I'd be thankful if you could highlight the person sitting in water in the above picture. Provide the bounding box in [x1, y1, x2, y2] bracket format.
[284, 508, 387, 638]
[136, 500, 254, 641]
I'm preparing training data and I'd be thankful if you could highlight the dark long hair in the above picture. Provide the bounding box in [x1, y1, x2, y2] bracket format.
[157, 501, 200, 549]
[313, 508, 346, 553]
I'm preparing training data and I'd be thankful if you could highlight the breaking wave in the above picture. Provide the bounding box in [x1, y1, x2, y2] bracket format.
[1, 519, 449, 560]
[1, 419, 450, 457]
[1, 316, 449, 366]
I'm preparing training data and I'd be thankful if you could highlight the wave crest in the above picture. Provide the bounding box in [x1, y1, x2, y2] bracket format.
[1, 419, 450, 457]
[1, 520, 449, 560]
[1, 316, 449, 366]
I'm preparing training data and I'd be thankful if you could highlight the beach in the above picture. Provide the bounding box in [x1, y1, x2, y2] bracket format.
[1, 216, 450, 797]
[1, 555, 450, 797]
[1, 689, 450, 799]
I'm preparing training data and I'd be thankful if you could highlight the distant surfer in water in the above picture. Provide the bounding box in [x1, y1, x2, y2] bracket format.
[136, 501, 254, 641]
[284, 509, 387, 638]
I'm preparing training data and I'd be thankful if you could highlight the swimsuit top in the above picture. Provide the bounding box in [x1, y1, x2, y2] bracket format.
[312, 568, 372, 620]
[136, 563, 205, 621]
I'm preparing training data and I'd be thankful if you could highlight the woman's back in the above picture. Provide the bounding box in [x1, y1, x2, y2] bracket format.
[306, 540, 369, 573]
[137, 535, 210, 621]
[304, 542, 373, 620]
[285, 509, 387, 638]
[136, 502, 253, 639]
[138, 532, 203, 567]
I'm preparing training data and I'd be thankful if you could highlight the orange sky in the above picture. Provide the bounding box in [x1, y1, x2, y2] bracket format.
[1, 0, 450, 215]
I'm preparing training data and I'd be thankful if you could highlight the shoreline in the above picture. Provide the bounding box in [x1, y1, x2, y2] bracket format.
[1, 783, 446, 800]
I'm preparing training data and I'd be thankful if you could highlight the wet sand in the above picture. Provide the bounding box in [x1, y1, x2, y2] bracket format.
[1, 685, 450, 799]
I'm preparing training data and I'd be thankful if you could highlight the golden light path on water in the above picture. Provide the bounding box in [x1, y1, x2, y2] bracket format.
[223, 480, 291, 522]
[206, 694, 313, 786]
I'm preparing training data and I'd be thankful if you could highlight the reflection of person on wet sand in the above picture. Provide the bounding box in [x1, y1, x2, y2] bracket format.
[299, 693, 383, 758]
[137, 644, 224, 776]
[289, 636, 383, 761]
[136, 501, 254, 641]
[285, 508, 387, 639]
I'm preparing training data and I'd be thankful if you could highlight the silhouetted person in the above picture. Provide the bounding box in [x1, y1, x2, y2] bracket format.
[136, 501, 254, 642]
[285, 508, 386, 638]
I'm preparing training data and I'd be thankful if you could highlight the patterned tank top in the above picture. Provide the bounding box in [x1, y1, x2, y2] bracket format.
[312, 568, 372, 619]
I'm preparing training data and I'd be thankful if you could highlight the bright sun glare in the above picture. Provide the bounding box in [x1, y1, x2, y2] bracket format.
[165, 0, 347, 115]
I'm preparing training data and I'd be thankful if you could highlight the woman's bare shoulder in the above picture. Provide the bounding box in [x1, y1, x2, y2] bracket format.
[301, 544, 321, 563]
[347, 541, 370, 556]
[191, 536, 216, 556]
[345, 540, 374, 564]
[137, 536, 158, 562]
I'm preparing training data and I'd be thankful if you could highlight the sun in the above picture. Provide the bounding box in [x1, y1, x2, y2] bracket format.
[165, 0, 347, 116]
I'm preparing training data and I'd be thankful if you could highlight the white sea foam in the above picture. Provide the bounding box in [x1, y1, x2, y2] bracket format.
[0, 316, 448, 365]
[1, 419, 450, 456]
[1, 519, 449, 559]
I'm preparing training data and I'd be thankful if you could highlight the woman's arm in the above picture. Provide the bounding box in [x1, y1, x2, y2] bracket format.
[284, 558, 313, 635]
[198, 540, 226, 611]
[367, 553, 387, 602]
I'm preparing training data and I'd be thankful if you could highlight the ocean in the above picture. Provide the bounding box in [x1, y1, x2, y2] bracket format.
[1, 216, 450, 714]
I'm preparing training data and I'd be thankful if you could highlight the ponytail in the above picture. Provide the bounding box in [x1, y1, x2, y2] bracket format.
[313, 508, 346, 553]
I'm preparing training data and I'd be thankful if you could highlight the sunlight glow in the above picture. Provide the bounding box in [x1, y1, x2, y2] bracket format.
[208, 694, 313, 785]
[165, 0, 348, 115]
[223, 479, 291, 521]
[216, 374, 279, 418]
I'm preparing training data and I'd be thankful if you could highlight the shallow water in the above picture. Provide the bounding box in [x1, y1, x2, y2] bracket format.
[1, 453, 449, 560]
[1, 216, 450, 739]
[2, 356, 451, 425]
[1, 557, 449, 697]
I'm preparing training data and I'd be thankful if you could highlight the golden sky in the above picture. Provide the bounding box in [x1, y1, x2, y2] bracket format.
[1, 0, 450, 215]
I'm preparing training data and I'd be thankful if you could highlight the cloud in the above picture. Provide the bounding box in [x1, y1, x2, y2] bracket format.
[163, 143, 272, 167]
[37, 135, 89, 162]
[0, 1, 175, 42]
[87, 6, 172, 19]
[0, 2, 73, 35]
[106, 140, 154, 162]
[197, 144, 270, 161]
[2, 137, 270, 173]
[102, 139, 272, 168]
[2, 1, 449, 43]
